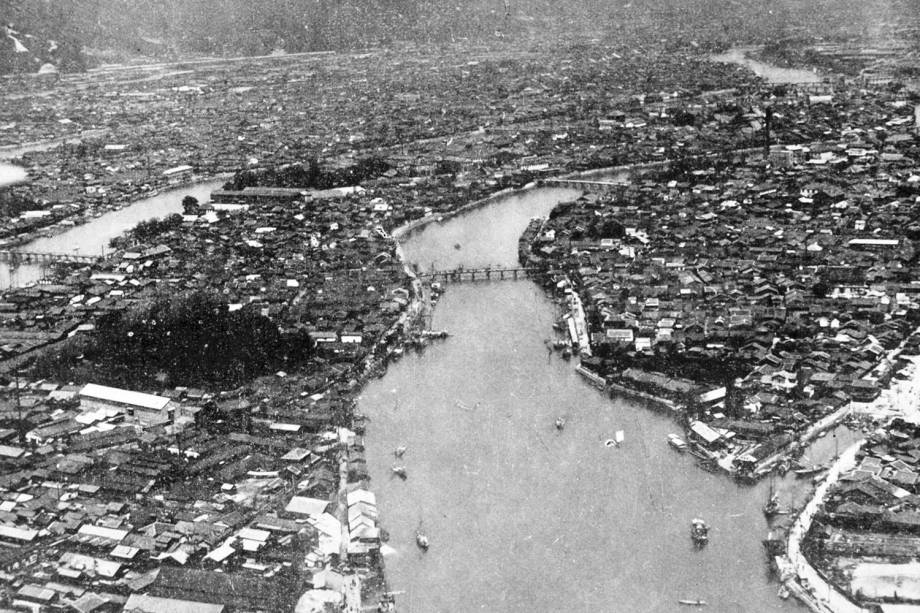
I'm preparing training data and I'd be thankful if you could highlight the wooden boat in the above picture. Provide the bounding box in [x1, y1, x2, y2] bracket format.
[678, 599, 707, 606]
[416, 526, 429, 551]
[668, 433, 688, 451]
[691, 518, 709, 547]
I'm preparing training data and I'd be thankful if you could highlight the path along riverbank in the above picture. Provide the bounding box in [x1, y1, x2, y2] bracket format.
[777, 328, 920, 612]
[780, 441, 866, 613]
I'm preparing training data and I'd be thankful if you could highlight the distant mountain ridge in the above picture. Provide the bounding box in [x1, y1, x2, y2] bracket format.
[2, 0, 918, 75]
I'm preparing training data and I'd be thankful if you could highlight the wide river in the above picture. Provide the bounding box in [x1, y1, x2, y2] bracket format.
[359, 184, 855, 612]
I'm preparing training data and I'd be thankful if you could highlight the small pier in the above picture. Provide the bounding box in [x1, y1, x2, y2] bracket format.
[0, 250, 101, 264]
[416, 266, 539, 283]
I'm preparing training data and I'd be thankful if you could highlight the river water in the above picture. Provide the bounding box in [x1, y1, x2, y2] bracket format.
[710, 48, 823, 85]
[359, 183, 858, 612]
[0, 179, 226, 290]
[0, 163, 28, 188]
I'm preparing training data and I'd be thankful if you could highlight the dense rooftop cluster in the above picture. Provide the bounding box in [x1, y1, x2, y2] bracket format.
[0, 180, 434, 610]
[0, 376, 387, 612]
[522, 83, 920, 479]
[0, 44, 765, 238]
[0, 31, 918, 613]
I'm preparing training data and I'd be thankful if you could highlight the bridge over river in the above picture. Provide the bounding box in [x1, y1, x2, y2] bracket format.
[415, 265, 541, 283]
[0, 250, 102, 265]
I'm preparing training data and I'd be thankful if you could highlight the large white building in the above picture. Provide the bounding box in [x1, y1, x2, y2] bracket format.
[79, 383, 174, 426]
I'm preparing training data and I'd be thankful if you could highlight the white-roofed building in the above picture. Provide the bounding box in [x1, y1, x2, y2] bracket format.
[285, 496, 329, 517]
[124, 594, 225, 613]
[689, 420, 724, 448]
[0, 524, 37, 544]
[79, 383, 174, 426]
[77, 523, 129, 543]
[204, 543, 236, 565]
[163, 164, 194, 184]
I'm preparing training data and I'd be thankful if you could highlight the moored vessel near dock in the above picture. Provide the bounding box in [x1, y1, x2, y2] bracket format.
[763, 477, 780, 517]
[668, 433, 688, 451]
[419, 329, 450, 339]
[792, 463, 826, 478]
[691, 518, 709, 547]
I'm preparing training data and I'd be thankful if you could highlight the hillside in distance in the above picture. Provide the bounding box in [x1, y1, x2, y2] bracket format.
[2, 0, 919, 74]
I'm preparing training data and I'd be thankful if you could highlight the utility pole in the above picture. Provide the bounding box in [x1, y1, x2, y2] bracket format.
[14, 369, 24, 445]
[763, 106, 773, 162]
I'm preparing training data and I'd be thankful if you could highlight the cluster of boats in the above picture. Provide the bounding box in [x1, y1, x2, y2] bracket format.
[390, 444, 430, 552]
[391, 444, 408, 480]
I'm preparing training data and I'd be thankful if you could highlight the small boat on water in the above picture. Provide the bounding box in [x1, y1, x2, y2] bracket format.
[394, 445, 407, 458]
[392, 465, 407, 480]
[763, 492, 780, 516]
[416, 526, 430, 551]
[604, 430, 625, 448]
[668, 433, 688, 451]
[678, 599, 707, 607]
[691, 518, 709, 547]
[763, 477, 780, 517]
[555, 417, 566, 431]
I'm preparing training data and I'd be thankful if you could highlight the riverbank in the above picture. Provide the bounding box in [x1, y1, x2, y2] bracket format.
[390, 162, 635, 245]
[0, 162, 28, 188]
[391, 183, 534, 243]
[0, 137, 81, 161]
[780, 441, 866, 613]
[774, 328, 920, 612]
[711, 46, 825, 84]
[0, 174, 231, 251]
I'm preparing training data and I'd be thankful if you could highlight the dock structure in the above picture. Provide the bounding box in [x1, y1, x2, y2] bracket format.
[416, 266, 539, 283]
[0, 250, 101, 264]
